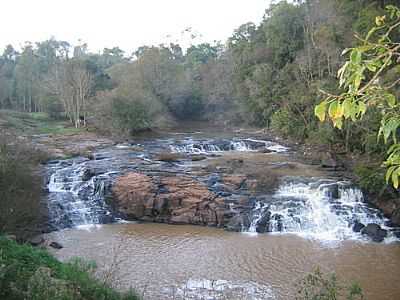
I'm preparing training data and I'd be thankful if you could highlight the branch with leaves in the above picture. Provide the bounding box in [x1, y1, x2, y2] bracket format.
[314, 5, 400, 188]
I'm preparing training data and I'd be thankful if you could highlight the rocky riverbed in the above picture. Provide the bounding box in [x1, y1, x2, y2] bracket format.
[41, 130, 400, 243]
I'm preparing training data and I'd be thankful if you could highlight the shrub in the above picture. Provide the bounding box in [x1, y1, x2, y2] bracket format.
[271, 107, 306, 140]
[0, 237, 139, 300]
[0, 133, 48, 239]
[296, 268, 364, 300]
[112, 97, 150, 134]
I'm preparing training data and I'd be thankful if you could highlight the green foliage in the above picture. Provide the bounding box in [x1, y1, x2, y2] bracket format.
[315, 5, 400, 188]
[112, 97, 150, 134]
[296, 268, 364, 300]
[0, 133, 48, 238]
[0, 237, 139, 300]
[354, 165, 387, 195]
[271, 107, 306, 139]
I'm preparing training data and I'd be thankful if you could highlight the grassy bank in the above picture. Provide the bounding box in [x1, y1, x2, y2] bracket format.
[0, 237, 139, 300]
[0, 110, 82, 135]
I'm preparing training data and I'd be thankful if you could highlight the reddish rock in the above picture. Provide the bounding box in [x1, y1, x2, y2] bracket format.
[112, 172, 225, 227]
[222, 175, 247, 190]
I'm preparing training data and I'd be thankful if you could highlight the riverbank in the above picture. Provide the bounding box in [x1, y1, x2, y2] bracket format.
[0, 236, 139, 300]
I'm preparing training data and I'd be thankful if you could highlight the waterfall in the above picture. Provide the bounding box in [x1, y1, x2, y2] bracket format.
[47, 160, 114, 229]
[244, 179, 395, 241]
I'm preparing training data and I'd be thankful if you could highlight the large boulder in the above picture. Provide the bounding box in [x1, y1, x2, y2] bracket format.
[112, 172, 226, 227]
[361, 223, 388, 242]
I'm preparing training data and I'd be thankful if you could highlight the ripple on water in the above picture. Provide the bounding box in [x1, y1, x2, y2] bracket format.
[46, 224, 400, 300]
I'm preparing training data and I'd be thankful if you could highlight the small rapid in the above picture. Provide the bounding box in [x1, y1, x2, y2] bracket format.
[169, 138, 288, 154]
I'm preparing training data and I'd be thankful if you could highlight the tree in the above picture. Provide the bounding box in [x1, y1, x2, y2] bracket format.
[315, 5, 400, 187]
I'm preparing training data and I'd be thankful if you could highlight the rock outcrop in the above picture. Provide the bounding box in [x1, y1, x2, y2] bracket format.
[368, 197, 400, 226]
[112, 172, 226, 227]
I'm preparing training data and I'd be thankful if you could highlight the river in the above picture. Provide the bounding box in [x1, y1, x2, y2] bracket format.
[43, 130, 400, 299]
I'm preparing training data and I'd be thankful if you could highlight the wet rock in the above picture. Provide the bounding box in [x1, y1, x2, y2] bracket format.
[82, 168, 95, 181]
[225, 214, 250, 232]
[190, 155, 207, 161]
[49, 241, 63, 249]
[391, 208, 400, 226]
[352, 221, 365, 232]
[258, 148, 273, 154]
[28, 236, 45, 246]
[368, 197, 400, 226]
[255, 212, 271, 233]
[112, 172, 225, 227]
[361, 223, 388, 242]
[223, 175, 247, 190]
[320, 183, 339, 199]
[320, 152, 342, 170]
[156, 152, 183, 162]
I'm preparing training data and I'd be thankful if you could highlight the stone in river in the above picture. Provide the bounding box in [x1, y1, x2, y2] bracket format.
[361, 223, 387, 242]
[352, 221, 365, 232]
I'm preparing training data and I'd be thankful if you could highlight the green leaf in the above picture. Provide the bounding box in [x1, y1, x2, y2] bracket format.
[350, 50, 362, 65]
[392, 168, 399, 189]
[333, 117, 343, 129]
[365, 61, 377, 72]
[315, 101, 327, 122]
[328, 101, 344, 119]
[386, 166, 397, 183]
[342, 98, 353, 119]
[358, 102, 367, 117]
[386, 94, 396, 108]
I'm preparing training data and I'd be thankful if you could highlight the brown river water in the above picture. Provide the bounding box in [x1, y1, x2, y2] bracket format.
[47, 223, 400, 300]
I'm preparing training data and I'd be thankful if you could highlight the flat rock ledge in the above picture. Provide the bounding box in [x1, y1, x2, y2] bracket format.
[112, 172, 226, 227]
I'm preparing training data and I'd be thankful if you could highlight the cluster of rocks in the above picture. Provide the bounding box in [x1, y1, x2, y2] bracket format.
[352, 221, 389, 242]
[112, 172, 228, 226]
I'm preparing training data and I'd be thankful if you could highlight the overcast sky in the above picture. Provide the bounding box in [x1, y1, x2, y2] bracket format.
[0, 0, 271, 54]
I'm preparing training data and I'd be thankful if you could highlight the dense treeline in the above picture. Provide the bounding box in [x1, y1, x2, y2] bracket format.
[0, 0, 398, 149]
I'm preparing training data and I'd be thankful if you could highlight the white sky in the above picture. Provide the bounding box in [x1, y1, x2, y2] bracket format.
[0, 0, 271, 54]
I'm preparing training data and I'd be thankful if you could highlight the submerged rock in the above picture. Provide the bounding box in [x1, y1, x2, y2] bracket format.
[361, 223, 388, 242]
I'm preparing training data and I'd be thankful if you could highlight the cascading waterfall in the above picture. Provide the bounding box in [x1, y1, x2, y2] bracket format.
[245, 179, 394, 241]
[47, 160, 114, 229]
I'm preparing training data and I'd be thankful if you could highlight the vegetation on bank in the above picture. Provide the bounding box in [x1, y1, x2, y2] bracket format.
[0, 110, 82, 135]
[0, 236, 139, 300]
[296, 268, 364, 300]
[315, 5, 400, 188]
[0, 132, 48, 239]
